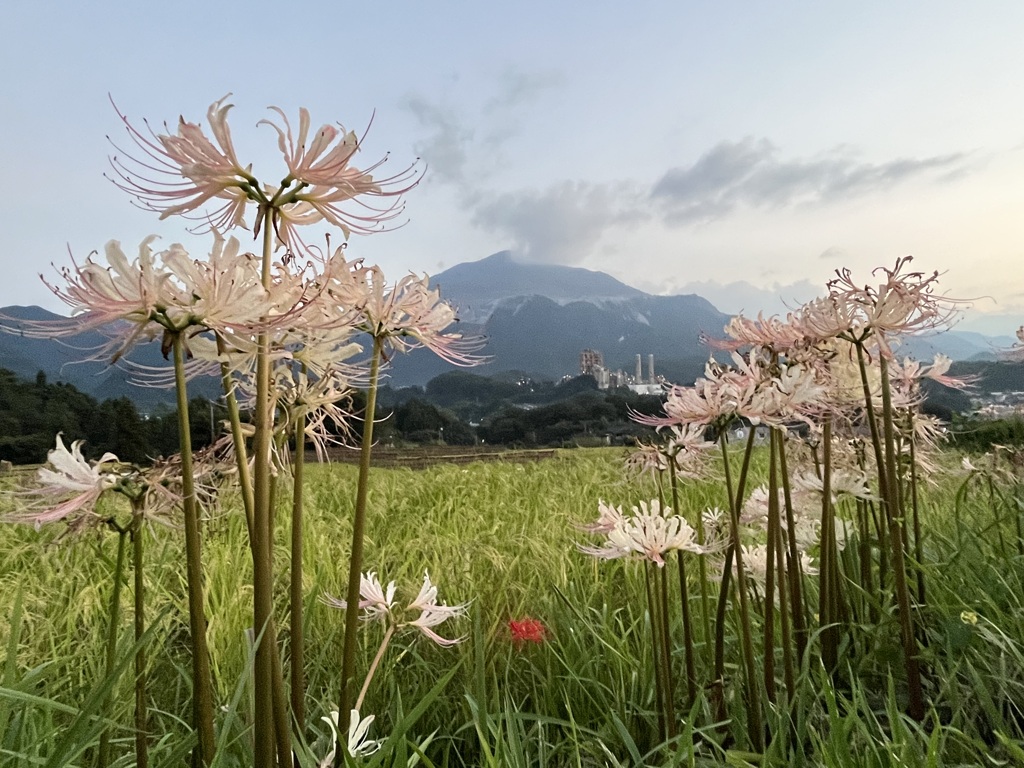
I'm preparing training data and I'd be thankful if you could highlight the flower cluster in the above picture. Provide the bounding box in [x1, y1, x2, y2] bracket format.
[322, 571, 468, 647]
[579, 499, 714, 567]
[110, 96, 419, 246]
[509, 617, 547, 645]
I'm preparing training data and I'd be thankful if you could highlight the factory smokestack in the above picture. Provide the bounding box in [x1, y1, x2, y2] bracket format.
[648, 354, 655, 383]
[635, 354, 642, 382]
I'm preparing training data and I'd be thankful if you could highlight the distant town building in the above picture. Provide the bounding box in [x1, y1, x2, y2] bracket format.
[580, 348, 666, 392]
[580, 349, 604, 376]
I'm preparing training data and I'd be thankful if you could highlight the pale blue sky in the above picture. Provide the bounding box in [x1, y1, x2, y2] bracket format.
[4, 2, 1024, 333]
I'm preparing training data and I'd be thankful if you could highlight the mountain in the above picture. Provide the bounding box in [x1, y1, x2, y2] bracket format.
[1, 252, 1017, 398]
[433, 251, 646, 323]
[405, 251, 731, 385]
[0, 306, 220, 410]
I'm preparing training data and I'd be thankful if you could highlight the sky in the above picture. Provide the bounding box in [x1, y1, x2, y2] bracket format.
[4, 1, 1024, 336]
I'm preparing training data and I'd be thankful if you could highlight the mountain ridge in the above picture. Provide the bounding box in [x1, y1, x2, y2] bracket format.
[0, 252, 1014, 397]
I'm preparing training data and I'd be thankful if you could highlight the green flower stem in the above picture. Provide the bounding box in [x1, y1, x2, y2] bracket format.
[97, 526, 127, 768]
[906, 411, 926, 606]
[658, 564, 676, 739]
[132, 506, 149, 768]
[763, 430, 778, 704]
[172, 334, 216, 766]
[771, 432, 796, 699]
[854, 441, 875, 623]
[668, 462, 697, 702]
[337, 335, 384, 765]
[819, 419, 838, 674]
[252, 211, 278, 767]
[727, 430, 763, 752]
[776, 434, 807, 664]
[221, 371, 291, 767]
[645, 561, 668, 742]
[667, 468, 700, 704]
[712, 426, 762, 750]
[215, 342, 255, 534]
[854, 343, 890, 594]
[290, 409, 307, 733]
[878, 355, 925, 721]
[356, 624, 395, 712]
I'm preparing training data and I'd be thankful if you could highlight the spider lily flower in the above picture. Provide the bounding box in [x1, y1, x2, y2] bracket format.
[710, 311, 811, 353]
[319, 708, 382, 766]
[625, 425, 716, 480]
[323, 571, 467, 646]
[889, 354, 973, 396]
[140, 436, 237, 519]
[623, 442, 669, 476]
[793, 469, 877, 504]
[4, 435, 123, 531]
[322, 571, 397, 623]
[577, 499, 627, 534]
[350, 265, 486, 366]
[738, 544, 819, 589]
[405, 571, 468, 646]
[109, 95, 254, 231]
[29, 236, 281, 366]
[579, 500, 710, 567]
[509, 617, 547, 645]
[110, 96, 419, 243]
[819, 257, 965, 354]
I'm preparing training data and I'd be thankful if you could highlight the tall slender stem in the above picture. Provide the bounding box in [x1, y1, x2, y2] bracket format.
[252, 207, 282, 766]
[290, 409, 307, 733]
[906, 412, 926, 606]
[658, 565, 676, 739]
[173, 334, 216, 765]
[819, 420, 838, 674]
[645, 562, 667, 742]
[878, 356, 925, 720]
[777, 435, 807, 662]
[337, 336, 384, 765]
[712, 426, 762, 750]
[216, 339, 254, 534]
[132, 507, 149, 768]
[771, 431, 796, 700]
[723, 429, 763, 751]
[355, 625, 395, 712]
[763, 430, 778, 704]
[668, 461, 697, 702]
[97, 527, 127, 768]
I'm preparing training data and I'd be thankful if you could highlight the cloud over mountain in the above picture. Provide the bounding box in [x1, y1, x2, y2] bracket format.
[470, 180, 645, 264]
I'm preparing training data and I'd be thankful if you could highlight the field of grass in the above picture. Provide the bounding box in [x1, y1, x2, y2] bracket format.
[2, 446, 1024, 766]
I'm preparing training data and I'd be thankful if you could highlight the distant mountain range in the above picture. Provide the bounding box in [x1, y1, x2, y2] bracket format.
[0, 250, 1016, 404]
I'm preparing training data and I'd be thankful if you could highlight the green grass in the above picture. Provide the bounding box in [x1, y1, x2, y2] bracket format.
[2, 447, 1024, 766]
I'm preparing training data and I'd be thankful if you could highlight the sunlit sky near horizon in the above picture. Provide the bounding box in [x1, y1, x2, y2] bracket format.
[4, 1, 1024, 335]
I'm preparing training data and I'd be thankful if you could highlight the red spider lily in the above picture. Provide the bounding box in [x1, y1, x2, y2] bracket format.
[508, 617, 547, 645]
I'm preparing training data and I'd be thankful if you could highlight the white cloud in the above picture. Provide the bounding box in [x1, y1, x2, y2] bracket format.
[470, 180, 646, 264]
[651, 138, 968, 224]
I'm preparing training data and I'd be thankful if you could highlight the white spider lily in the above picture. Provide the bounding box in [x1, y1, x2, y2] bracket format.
[4, 435, 123, 531]
[319, 708, 382, 766]
[323, 571, 467, 646]
[321, 572, 396, 623]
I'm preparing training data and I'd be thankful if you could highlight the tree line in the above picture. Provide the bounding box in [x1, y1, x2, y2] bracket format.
[0, 368, 670, 465]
